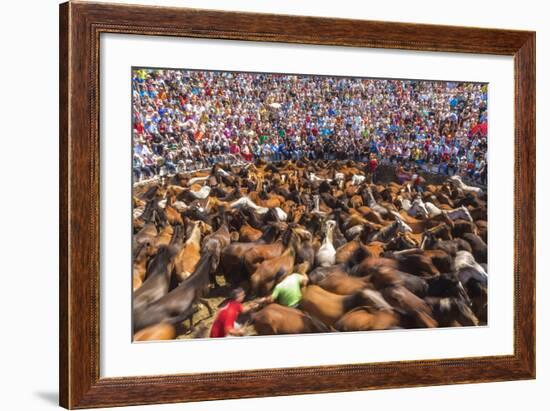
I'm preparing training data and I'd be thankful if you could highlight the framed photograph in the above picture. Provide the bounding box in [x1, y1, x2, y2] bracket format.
[59, 2, 535, 409]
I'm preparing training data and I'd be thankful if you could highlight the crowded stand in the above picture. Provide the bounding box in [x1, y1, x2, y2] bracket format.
[132, 69, 487, 184]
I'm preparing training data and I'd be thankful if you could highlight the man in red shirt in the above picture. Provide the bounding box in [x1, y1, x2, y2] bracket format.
[368, 154, 379, 183]
[209, 288, 246, 338]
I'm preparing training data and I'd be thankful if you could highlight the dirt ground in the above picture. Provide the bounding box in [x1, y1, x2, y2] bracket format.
[175, 275, 257, 339]
[174, 274, 227, 339]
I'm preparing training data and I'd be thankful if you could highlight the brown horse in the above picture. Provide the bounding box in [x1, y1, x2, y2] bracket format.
[219, 222, 286, 285]
[163, 195, 184, 226]
[239, 221, 263, 242]
[316, 272, 372, 295]
[381, 286, 437, 328]
[250, 233, 299, 296]
[425, 297, 479, 327]
[251, 304, 332, 335]
[133, 252, 216, 332]
[334, 306, 400, 331]
[132, 159, 487, 339]
[133, 245, 178, 312]
[202, 208, 232, 285]
[134, 222, 158, 246]
[173, 221, 203, 282]
[155, 223, 174, 247]
[300, 285, 385, 326]
[133, 323, 176, 341]
[243, 230, 291, 275]
[132, 240, 157, 291]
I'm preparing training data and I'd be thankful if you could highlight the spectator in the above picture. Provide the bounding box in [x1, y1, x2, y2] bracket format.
[132, 69, 487, 184]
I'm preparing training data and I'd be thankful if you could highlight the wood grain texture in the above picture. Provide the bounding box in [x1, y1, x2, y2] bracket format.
[59, 2, 69, 407]
[59, 1, 536, 408]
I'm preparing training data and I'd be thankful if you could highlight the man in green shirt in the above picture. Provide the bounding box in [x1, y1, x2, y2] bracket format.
[260, 272, 308, 308]
[258, 134, 269, 144]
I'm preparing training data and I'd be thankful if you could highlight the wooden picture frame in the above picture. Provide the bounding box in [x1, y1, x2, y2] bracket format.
[59, 1, 535, 408]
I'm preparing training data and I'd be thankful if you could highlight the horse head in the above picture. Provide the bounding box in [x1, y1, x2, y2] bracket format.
[411, 198, 429, 218]
[292, 226, 313, 242]
[459, 205, 474, 222]
[326, 219, 337, 231]
[395, 217, 413, 234]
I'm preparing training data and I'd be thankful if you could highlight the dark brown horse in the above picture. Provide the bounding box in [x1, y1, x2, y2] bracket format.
[133, 245, 178, 312]
[133, 252, 216, 332]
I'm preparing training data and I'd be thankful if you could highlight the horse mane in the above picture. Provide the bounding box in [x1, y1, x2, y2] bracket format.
[359, 225, 373, 244]
[140, 185, 159, 200]
[266, 208, 280, 223]
[374, 221, 398, 242]
[242, 207, 262, 229]
[429, 223, 452, 237]
[169, 225, 183, 246]
[385, 234, 408, 251]
[343, 290, 368, 312]
[177, 252, 215, 294]
[284, 230, 301, 255]
[145, 245, 177, 278]
[281, 227, 294, 247]
[154, 203, 168, 225]
[212, 206, 228, 230]
[261, 224, 282, 243]
[139, 200, 156, 222]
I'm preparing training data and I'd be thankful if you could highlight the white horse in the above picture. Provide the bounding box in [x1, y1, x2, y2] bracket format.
[425, 202, 443, 217]
[352, 174, 366, 186]
[396, 195, 412, 212]
[187, 176, 209, 186]
[334, 172, 345, 189]
[445, 205, 474, 222]
[448, 175, 483, 195]
[409, 198, 443, 218]
[371, 213, 412, 242]
[334, 172, 345, 182]
[345, 224, 364, 239]
[408, 198, 429, 218]
[216, 168, 231, 178]
[394, 215, 413, 234]
[308, 172, 332, 183]
[454, 250, 487, 286]
[411, 199, 473, 222]
[133, 206, 145, 219]
[273, 207, 288, 221]
[365, 186, 390, 217]
[316, 220, 337, 267]
[229, 196, 287, 221]
[188, 185, 211, 200]
[230, 196, 269, 214]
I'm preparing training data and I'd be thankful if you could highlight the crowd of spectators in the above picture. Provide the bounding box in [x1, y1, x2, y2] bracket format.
[132, 68, 487, 185]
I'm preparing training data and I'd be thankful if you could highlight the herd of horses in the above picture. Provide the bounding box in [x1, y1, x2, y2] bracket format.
[132, 159, 488, 341]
